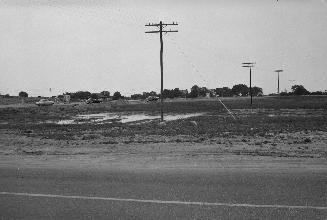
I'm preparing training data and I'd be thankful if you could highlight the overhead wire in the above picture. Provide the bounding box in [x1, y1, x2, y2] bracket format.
[167, 34, 236, 120]
[167, 35, 209, 87]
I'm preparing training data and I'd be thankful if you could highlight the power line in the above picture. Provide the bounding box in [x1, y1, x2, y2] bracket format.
[167, 36, 207, 86]
[145, 21, 178, 122]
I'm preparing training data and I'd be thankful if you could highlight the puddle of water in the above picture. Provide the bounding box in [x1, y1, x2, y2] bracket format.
[165, 113, 203, 121]
[57, 120, 76, 125]
[120, 114, 159, 123]
[56, 113, 204, 125]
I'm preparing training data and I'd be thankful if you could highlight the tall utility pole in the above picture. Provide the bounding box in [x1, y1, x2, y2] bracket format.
[145, 21, 178, 122]
[242, 62, 255, 106]
[275, 69, 283, 94]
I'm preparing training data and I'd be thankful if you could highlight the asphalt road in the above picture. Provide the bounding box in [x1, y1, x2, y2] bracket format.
[0, 164, 326, 220]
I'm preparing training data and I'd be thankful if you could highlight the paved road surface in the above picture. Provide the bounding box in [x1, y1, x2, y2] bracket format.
[0, 162, 326, 220]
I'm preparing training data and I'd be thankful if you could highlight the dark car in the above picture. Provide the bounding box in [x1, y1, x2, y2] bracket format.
[146, 96, 159, 102]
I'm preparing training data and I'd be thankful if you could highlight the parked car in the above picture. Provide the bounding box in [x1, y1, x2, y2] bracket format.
[146, 96, 159, 102]
[86, 98, 103, 104]
[36, 99, 54, 106]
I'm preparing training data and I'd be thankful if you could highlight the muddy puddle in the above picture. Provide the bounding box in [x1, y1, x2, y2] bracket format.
[56, 113, 204, 125]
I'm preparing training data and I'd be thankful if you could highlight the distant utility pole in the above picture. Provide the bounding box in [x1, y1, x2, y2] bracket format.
[145, 21, 178, 122]
[242, 62, 255, 106]
[275, 69, 283, 94]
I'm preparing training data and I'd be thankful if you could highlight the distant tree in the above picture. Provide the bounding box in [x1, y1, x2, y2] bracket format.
[172, 88, 183, 98]
[162, 89, 183, 99]
[232, 84, 249, 96]
[19, 91, 28, 98]
[159, 88, 183, 99]
[112, 91, 122, 100]
[252, 86, 263, 96]
[131, 94, 143, 100]
[291, 85, 310, 95]
[180, 89, 188, 98]
[280, 91, 290, 96]
[189, 85, 200, 98]
[215, 88, 223, 97]
[149, 91, 157, 97]
[141, 91, 158, 99]
[90, 93, 99, 99]
[4, 94, 10, 97]
[199, 87, 209, 97]
[141, 92, 149, 99]
[222, 87, 233, 96]
[162, 89, 171, 99]
[70, 91, 91, 100]
[100, 91, 110, 98]
[215, 87, 233, 97]
[310, 91, 325, 95]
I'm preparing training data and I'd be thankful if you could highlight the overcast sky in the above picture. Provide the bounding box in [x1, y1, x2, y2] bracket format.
[0, 0, 326, 96]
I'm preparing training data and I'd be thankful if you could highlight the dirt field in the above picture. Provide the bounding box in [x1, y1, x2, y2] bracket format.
[0, 96, 327, 161]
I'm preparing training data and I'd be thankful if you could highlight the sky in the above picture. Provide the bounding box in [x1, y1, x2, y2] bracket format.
[0, 0, 326, 97]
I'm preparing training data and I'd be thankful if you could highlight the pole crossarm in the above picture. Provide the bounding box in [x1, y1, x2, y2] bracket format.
[145, 24, 160, 27]
[145, 22, 178, 27]
[145, 30, 178, 34]
[163, 30, 178, 33]
[242, 62, 255, 68]
[242, 63, 255, 68]
[145, 31, 160, 33]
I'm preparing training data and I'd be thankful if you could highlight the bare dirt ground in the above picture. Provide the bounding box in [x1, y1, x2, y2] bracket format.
[1, 128, 326, 159]
[0, 96, 327, 167]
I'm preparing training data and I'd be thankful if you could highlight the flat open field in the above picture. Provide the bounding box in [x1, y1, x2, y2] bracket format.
[0, 96, 327, 159]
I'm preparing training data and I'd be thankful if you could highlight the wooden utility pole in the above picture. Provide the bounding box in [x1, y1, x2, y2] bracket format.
[275, 69, 283, 94]
[242, 62, 255, 106]
[145, 21, 178, 122]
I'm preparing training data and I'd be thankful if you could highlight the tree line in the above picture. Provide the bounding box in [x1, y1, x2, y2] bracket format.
[63, 91, 123, 101]
[8, 84, 327, 100]
[278, 85, 327, 96]
[131, 84, 263, 99]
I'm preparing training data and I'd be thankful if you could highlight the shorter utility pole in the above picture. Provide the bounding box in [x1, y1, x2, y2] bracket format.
[145, 21, 178, 122]
[275, 69, 283, 94]
[242, 62, 255, 106]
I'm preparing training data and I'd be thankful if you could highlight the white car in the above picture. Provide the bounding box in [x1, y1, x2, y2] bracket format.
[86, 98, 103, 104]
[36, 99, 54, 106]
